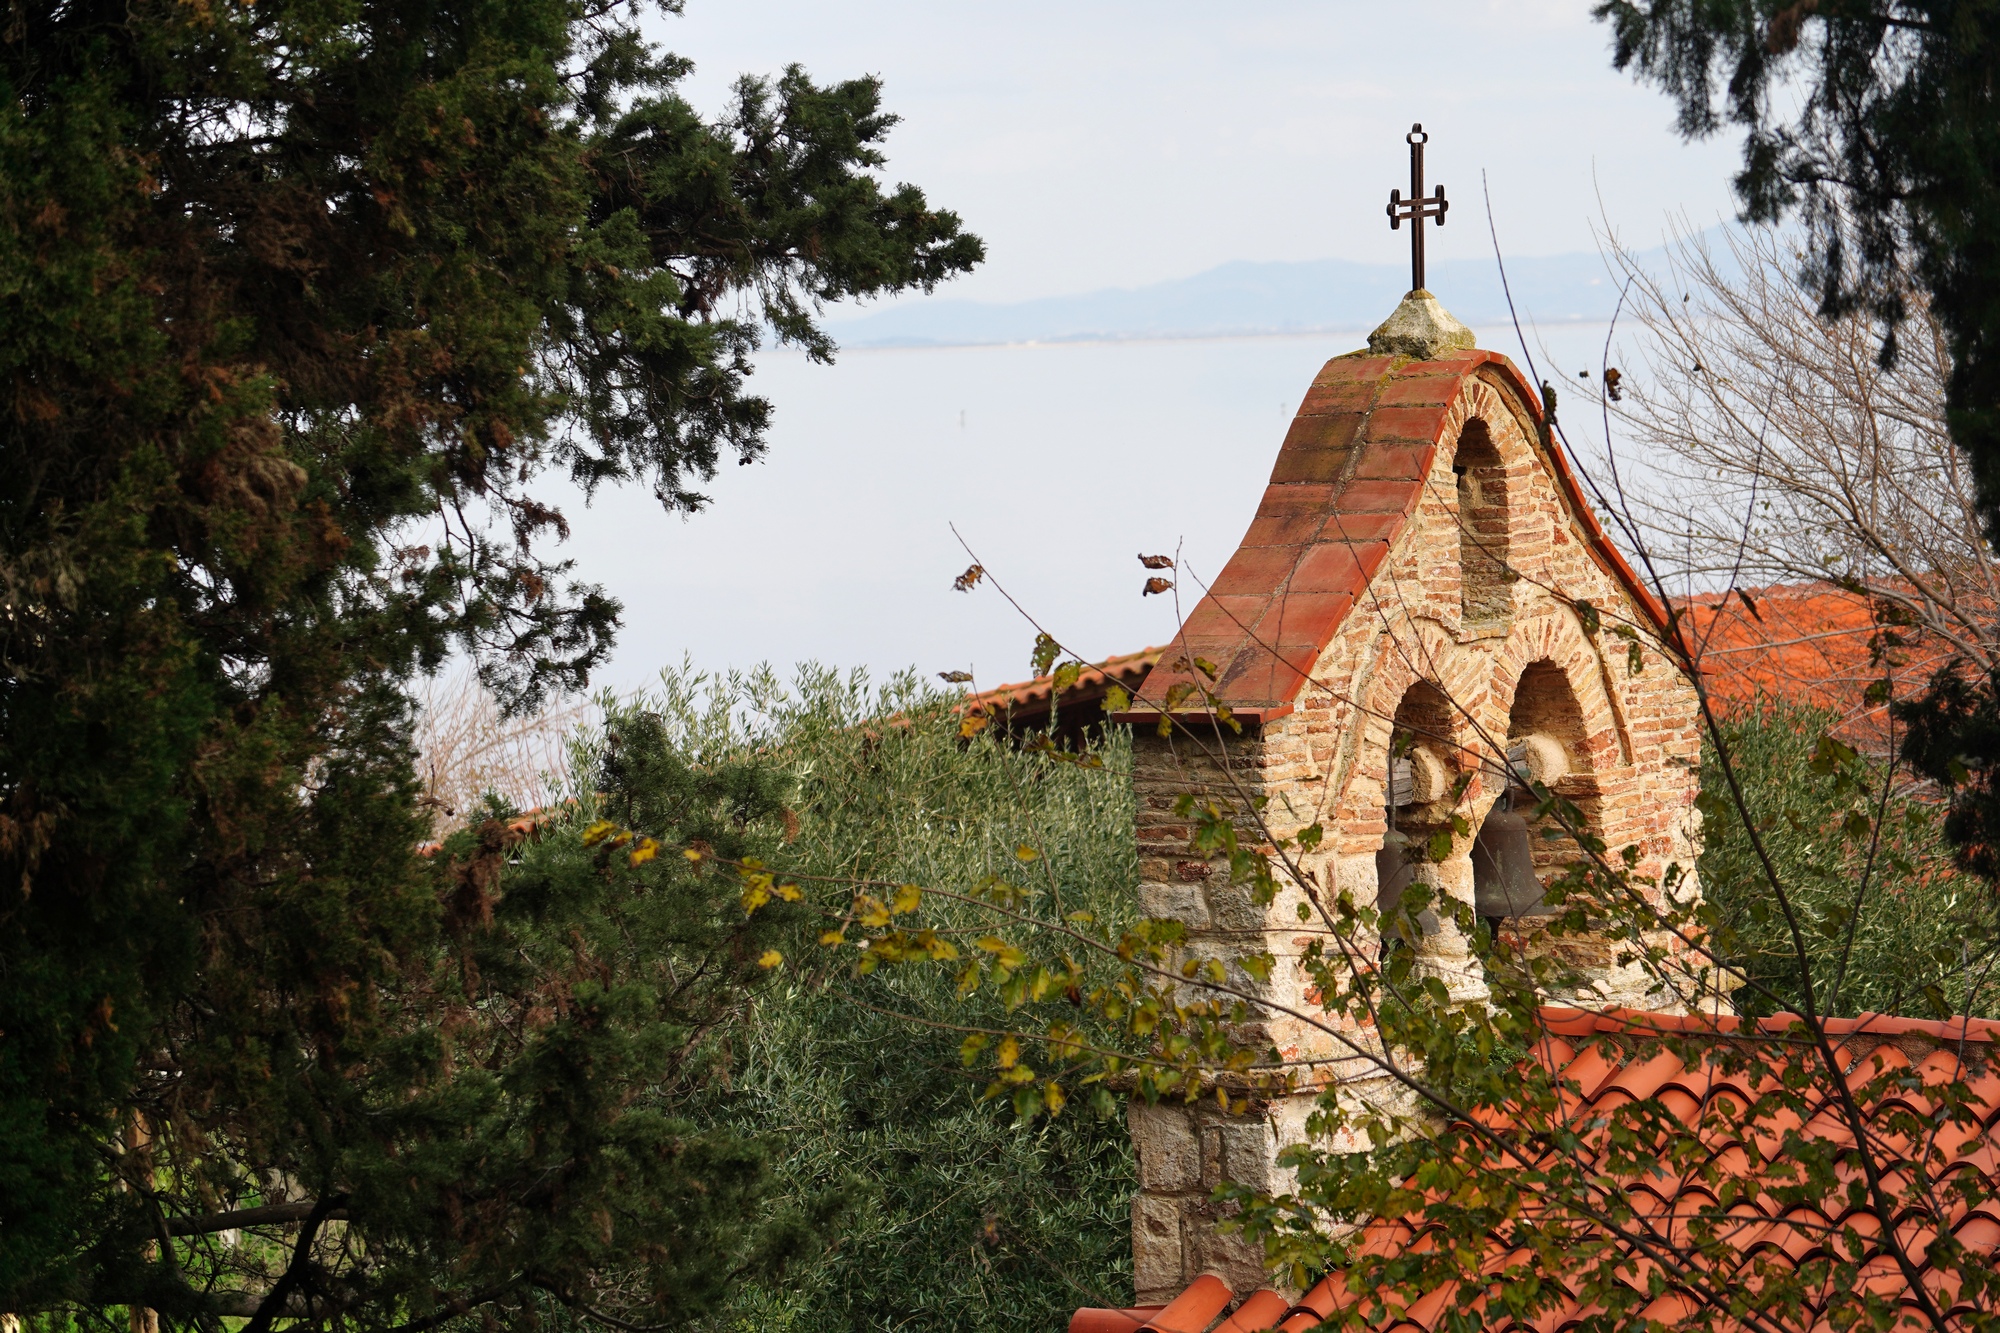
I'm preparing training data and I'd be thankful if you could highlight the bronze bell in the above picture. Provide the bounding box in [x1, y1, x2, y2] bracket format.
[1376, 825, 1441, 946]
[1473, 796, 1546, 920]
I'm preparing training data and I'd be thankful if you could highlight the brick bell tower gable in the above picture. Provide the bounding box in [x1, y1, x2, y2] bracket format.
[1120, 344, 1703, 1302]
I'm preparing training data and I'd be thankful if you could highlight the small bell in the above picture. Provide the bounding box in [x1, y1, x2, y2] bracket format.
[1473, 797, 1546, 920]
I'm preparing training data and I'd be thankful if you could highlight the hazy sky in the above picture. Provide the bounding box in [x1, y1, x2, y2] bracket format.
[659, 0, 1744, 304]
[555, 2, 1748, 696]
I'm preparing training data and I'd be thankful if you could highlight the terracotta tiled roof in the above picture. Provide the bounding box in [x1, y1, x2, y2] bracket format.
[1072, 1006, 2000, 1333]
[962, 647, 1165, 736]
[1131, 350, 1666, 715]
[1679, 583, 1960, 738]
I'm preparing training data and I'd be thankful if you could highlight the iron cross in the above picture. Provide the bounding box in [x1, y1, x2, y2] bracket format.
[1386, 123, 1448, 293]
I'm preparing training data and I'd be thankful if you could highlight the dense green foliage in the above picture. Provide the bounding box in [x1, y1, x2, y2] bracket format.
[0, 0, 977, 1320]
[314, 714, 827, 1328]
[784, 670, 2000, 1333]
[594, 666, 1137, 1333]
[1699, 697, 1999, 1018]
[16, 701, 830, 1329]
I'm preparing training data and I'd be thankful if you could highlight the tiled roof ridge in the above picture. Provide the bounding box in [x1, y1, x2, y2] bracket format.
[1680, 578, 1867, 607]
[1130, 348, 1672, 713]
[1539, 1003, 2000, 1047]
[1679, 575, 1996, 609]
[962, 645, 1166, 716]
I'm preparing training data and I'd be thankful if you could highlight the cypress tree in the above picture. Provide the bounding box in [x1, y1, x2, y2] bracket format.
[0, 0, 979, 1320]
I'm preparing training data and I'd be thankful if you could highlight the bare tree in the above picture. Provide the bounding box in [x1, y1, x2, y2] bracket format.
[412, 668, 592, 836]
[1588, 223, 1999, 691]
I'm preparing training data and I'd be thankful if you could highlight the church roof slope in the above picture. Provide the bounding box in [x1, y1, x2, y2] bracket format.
[1131, 348, 1668, 715]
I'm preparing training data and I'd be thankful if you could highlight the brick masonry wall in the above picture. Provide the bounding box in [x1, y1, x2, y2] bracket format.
[1124, 357, 1703, 1301]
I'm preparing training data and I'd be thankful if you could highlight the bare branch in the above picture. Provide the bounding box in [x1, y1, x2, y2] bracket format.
[167, 1200, 346, 1236]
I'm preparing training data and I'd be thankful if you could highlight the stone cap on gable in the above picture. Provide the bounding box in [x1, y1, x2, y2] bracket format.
[1131, 347, 1670, 714]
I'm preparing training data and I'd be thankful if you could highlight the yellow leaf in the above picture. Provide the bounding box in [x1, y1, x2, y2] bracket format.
[1014, 844, 1040, 863]
[582, 820, 620, 847]
[741, 885, 771, 913]
[776, 882, 803, 902]
[1044, 1081, 1067, 1116]
[1102, 684, 1131, 715]
[683, 846, 705, 862]
[819, 929, 847, 946]
[959, 711, 990, 739]
[628, 838, 658, 867]
[757, 950, 783, 970]
[858, 895, 891, 927]
[891, 883, 922, 914]
[996, 1034, 1020, 1069]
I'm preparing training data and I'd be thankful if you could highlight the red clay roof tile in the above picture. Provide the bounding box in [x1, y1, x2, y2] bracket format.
[1076, 1005, 2000, 1333]
[1143, 1274, 1234, 1333]
[1212, 1290, 1295, 1333]
[959, 646, 1165, 737]
[1068, 1308, 1166, 1333]
[1676, 583, 1967, 738]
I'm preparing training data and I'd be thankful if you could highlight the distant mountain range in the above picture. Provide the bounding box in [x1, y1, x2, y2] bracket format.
[826, 244, 1701, 348]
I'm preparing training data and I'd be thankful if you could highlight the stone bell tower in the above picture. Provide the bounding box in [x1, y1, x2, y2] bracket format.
[1115, 290, 1704, 1300]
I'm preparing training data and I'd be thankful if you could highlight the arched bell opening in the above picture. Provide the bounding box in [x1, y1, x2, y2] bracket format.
[1473, 658, 1601, 938]
[1377, 681, 1461, 951]
[1453, 418, 1514, 627]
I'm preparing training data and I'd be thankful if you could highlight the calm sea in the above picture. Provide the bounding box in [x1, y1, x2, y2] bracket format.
[560, 323, 1635, 697]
